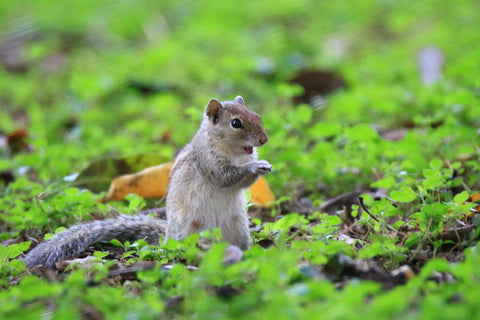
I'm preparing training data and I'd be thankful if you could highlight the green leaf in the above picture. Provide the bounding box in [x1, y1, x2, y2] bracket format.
[122, 250, 137, 258]
[404, 233, 420, 248]
[390, 187, 417, 202]
[327, 215, 342, 225]
[93, 251, 109, 259]
[126, 193, 146, 210]
[454, 191, 470, 204]
[346, 123, 378, 141]
[429, 158, 443, 170]
[290, 105, 313, 126]
[269, 213, 309, 232]
[423, 169, 440, 178]
[310, 122, 342, 138]
[7, 241, 31, 258]
[371, 176, 396, 189]
[109, 239, 124, 248]
[138, 265, 164, 284]
[8, 259, 27, 275]
[423, 175, 445, 190]
[64, 187, 80, 196]
[0, 245, 8, 262]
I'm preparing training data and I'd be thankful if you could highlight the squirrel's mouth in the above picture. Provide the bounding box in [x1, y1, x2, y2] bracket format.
[243, 146, 254, 154]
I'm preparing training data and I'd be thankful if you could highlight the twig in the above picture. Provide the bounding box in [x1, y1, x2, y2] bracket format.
[358, 197, 407, 237]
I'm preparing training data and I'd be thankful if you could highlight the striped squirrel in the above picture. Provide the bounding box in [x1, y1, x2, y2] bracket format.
[23, 96, 272, 268]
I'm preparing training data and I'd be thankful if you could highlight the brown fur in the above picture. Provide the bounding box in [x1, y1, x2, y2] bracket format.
[166, 96, 272, 249]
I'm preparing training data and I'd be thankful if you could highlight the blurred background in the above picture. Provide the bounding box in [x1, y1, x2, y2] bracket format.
[1, 0, 479, 195]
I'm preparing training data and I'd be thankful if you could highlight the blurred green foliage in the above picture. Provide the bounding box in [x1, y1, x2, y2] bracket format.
[1, 0, 480, 318]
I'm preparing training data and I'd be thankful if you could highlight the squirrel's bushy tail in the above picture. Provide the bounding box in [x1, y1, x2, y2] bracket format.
[23, 215, 166, 269]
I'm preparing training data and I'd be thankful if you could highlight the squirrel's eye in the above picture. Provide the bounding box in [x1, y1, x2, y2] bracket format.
[231, 118, 243, 129]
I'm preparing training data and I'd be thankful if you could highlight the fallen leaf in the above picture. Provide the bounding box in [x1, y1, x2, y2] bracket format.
[7, 129, 33, 154]
[75, 154, 170, 192]
[249, 176, 276, 207]
[289, 69, 346, 105]
[467, 193, 480, 218]
[0, 170, 15, 187]
[256, 238, 275, 249]
[104, 162, 173, 202]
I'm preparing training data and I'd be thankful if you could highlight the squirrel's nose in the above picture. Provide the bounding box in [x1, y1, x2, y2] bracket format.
[259, 134, 269, 146]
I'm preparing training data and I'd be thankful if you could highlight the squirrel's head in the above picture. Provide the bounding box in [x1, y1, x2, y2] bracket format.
[205, 96, 268, 155]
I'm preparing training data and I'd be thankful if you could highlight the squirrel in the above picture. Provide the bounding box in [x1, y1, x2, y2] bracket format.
[22, 96, 272, 268]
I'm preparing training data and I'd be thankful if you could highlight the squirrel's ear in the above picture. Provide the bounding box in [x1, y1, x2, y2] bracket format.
[234, 96, 245, 105]
[206, 98, 223, 124]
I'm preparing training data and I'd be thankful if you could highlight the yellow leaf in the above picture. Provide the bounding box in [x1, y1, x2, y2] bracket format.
[250, 176, 275, 207]
[104, 162, 173, 202]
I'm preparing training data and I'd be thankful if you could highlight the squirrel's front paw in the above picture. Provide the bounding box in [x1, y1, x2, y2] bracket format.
[247, 160, 272, 175]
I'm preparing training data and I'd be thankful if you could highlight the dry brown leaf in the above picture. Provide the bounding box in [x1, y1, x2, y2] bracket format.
[467, 193, 480, 218]
[104, 162, 275, 207]
[289, 69, 346, 105]
[6, 128, 33, 154]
